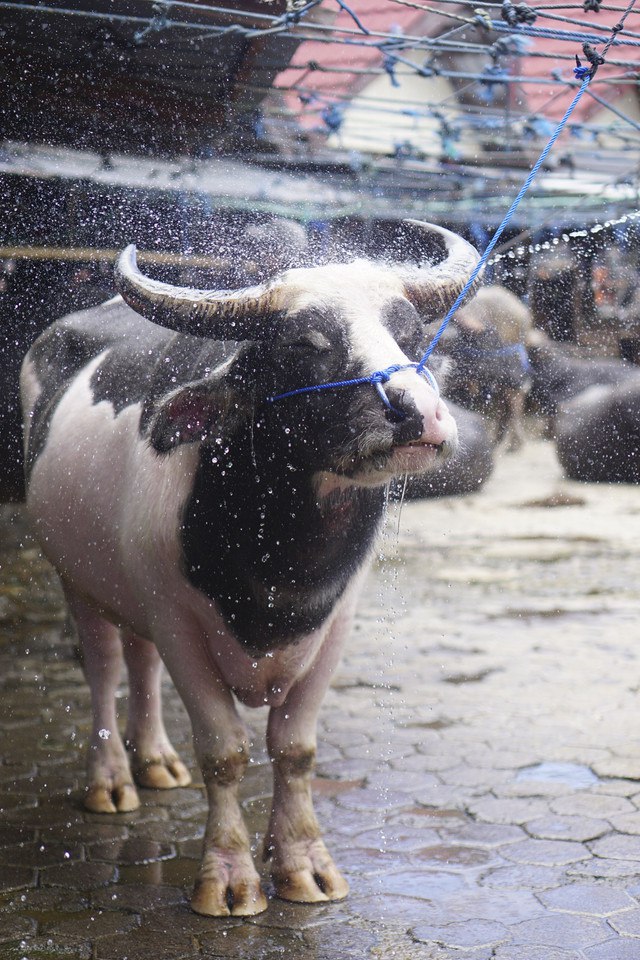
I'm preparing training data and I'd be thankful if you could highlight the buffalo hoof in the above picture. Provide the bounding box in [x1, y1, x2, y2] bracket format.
[84, 780, 140, 814]
[272, 840, 349, 903]
[191, 876, 268, 917]
[130, 753, 192, 790]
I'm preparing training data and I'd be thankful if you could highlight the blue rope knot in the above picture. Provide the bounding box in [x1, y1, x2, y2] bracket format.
[268, 362, 440, 418]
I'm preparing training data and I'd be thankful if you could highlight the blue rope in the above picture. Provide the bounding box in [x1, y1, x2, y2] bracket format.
[268, 363, 439, 410]
[416, 74, 590, 373]
[489, 19, 640, 46]
[453, 343, 532, 373]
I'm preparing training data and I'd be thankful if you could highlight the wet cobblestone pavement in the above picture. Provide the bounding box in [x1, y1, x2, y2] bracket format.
[2, 439, 640, 959]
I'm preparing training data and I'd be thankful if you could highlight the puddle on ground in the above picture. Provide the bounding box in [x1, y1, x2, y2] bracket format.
[492, 606, 608, 620]
[443, 668, 498, 685]
[519, 492, 588, 508]
[401, 719, 456, 731]
[515, 762, 599, 789]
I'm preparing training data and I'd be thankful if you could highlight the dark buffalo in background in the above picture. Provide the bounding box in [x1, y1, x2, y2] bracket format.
[432, 286, 532, 452]
[526, 328, 640, 424]
[555, 381, 640, 483]
[0, 257, 114, 501]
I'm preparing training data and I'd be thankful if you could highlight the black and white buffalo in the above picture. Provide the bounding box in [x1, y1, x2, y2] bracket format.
[20, 221, 479, 917]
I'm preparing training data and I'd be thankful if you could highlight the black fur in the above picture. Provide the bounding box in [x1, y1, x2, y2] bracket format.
[25, 294, 437, 653]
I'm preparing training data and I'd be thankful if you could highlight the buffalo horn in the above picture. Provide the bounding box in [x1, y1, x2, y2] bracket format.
[395, 221, 482, 321]
[115, 245, 285, 338]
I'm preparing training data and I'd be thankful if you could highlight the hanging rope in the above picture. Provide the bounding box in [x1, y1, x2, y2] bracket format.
[269, 0, 637, 411]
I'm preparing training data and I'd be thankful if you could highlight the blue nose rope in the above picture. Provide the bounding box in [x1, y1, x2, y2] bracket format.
[268, 5, 634, 413]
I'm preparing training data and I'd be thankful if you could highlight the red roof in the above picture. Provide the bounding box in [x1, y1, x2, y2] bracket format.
[276, 1, 639, 137]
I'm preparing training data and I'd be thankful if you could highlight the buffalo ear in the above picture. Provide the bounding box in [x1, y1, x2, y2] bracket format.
[148, 380, 249, 453]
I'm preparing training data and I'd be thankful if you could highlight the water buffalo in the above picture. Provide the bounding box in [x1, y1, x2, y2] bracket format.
[20, 220, 479, 916]
[555, 380, 640, 483]
[526, 329, 640, 423]
[437, 286, 531, 451]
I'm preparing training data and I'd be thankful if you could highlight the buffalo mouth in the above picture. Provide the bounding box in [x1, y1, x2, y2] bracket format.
[335, 437, 450, 484]
[387, 439, 447, 474]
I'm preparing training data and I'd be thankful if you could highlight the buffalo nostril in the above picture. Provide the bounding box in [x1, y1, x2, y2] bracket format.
[385, 406, 406, 425]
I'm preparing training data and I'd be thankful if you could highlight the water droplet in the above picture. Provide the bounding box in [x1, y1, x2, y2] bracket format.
[98, 728, 111, 740]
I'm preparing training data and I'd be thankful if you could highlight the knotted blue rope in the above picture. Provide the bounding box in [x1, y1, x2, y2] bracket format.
[269, 362, 439, 413]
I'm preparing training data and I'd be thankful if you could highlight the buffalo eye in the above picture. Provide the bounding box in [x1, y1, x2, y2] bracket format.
[287, 331, 332, 355]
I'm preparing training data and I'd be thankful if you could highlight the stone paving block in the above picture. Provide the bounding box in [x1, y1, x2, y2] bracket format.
[38, 821, 129, 844]
[480, 864, 568, 890]
[0, 865, 36, 892]
[608, 811, 640, 835]
[303, 920, 379, 957]
[584, 940, 640, 959]
[411, 750, 460, 772]
[0, 914, 36, 944]
[608, 907, 640, 937]
[462, 749, 540, 771]
[94, 929, 198, 960]
[590, 834, 640, 861]
[592, 757, 640, 780]
[372, 933, 454, 960]
[412, 843, 496, 870]
[438, 766, 511, 789]
[538, 882, 637, 916]
[592, 780, 640, 798]
[438, 821, 526, 848]
[0, 826, 35, 846]
[494, 780, 579, 799]
[0, 841, 84, 868]
[524, 815, 610, 842]
[2, 937, 93, 959]
[510, 914, 611, 950]
[198, 920, 308, 958]
[349, 893, 435, 928]
[91, 883, 187, 913]
[39, 861, 117, 888]
[502, 839, 588, 866]
[493, 947, 585, 960]
[567, 858, 640, 879]
[352, 825, 441, 853]
[410, 918, 509, 950]
[467, 797, 550, 825]
[87, 838, 175, 865]
[550, 793, 636, 819]
[357, 868, 466, 902]
[40, 908, 140, 940]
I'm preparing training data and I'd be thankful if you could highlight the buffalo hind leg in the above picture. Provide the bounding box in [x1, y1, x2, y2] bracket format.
[65, 590, 140, 814]
[265, 609, 352, 903]
[122, 630, 191, 791]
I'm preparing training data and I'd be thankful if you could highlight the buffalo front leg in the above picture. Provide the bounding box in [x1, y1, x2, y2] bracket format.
[265, 607, 353, 903]
[155, 626, 267, 917]
[122, 630, 191, 790]
[65, 589, 140, 814]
